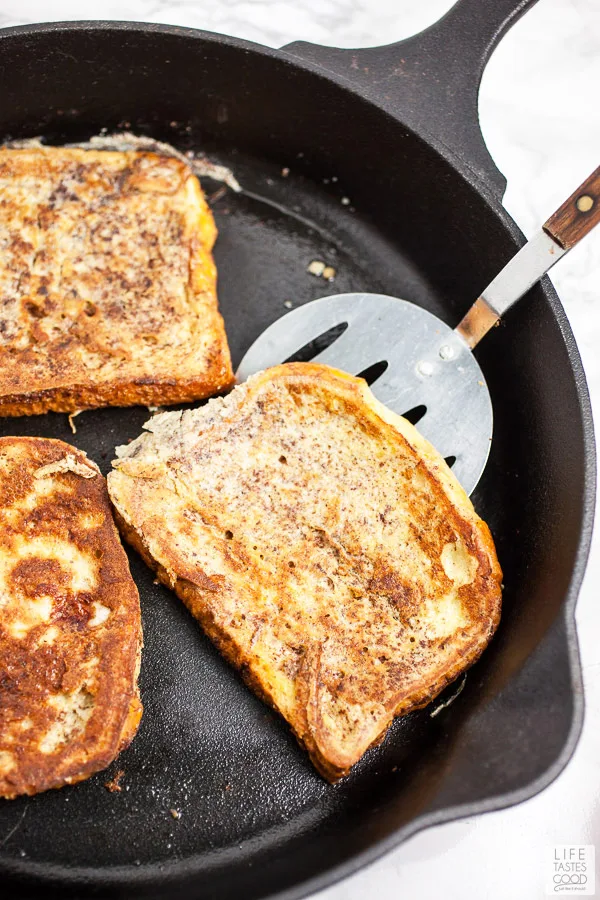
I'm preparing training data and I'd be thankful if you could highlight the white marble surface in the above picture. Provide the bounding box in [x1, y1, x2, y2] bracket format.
[1, 0, 598, 897]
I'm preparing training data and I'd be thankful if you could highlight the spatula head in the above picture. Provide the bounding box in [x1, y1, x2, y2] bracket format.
[237, 293, 493, 496]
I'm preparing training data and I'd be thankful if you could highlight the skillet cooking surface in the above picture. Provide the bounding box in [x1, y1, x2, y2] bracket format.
[0, 15, 593, 898]
[0, 144, 449, 866]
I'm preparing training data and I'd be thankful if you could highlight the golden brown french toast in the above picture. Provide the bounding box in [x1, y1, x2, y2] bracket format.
[0, 437, 142, 799]
[0, 146, 233, 415]
[108, 363, 501, 781]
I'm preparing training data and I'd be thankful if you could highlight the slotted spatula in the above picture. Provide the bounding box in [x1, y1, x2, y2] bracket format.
[237, 167, 600, 495]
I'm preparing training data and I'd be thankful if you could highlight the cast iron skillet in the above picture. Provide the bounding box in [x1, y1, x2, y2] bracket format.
[0, 0, 595, 897]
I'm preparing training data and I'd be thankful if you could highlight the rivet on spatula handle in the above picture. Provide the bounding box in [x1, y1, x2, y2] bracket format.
[543, 165, 600, 249]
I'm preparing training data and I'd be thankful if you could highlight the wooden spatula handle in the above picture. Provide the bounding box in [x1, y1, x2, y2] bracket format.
[543, 166, 600, 249]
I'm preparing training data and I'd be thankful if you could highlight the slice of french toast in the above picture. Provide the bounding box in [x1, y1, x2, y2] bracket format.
[0, 146, 233, 415]
[108, 363, 501, 781]
[0, 437, 142, 799]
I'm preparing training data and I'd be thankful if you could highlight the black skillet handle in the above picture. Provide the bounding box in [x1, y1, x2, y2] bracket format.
[282, 0, 538, 198]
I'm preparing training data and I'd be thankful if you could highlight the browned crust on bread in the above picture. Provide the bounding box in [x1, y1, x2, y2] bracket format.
[0, 371, 232, 417]
[0, 147, 233, 416]
[0, 437, 142, 798]
[109, 363, 502, 782]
